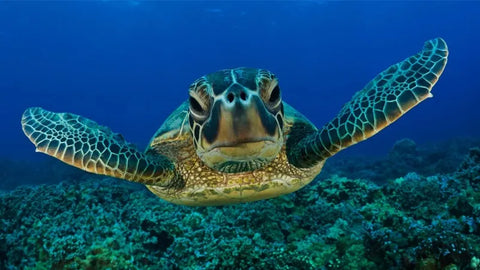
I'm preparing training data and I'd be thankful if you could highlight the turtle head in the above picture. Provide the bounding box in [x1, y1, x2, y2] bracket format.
[188, 68, 284, 173]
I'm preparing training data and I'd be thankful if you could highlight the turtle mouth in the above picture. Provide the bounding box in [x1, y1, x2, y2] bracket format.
[198, 138, 282, 173]
[207, 137, 275, 151]
[206, 139, 277, 160]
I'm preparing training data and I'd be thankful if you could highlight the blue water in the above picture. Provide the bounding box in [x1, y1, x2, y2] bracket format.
[1, 1, 479, 160]
[2, 3, 480, 269]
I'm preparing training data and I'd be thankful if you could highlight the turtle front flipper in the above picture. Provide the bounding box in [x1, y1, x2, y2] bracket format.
[288, 38, 448, 168]
[21, 107, 177, 186]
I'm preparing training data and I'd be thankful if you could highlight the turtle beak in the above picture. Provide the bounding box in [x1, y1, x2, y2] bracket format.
[201, 84, 280, 155]
[215, 101, 275, 149]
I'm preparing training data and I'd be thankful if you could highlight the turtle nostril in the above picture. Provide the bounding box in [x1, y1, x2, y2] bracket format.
[240, 91, 247, 101]
[227, 93, 234, 103]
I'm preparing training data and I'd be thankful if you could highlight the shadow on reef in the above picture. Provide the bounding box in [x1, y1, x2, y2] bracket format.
[0, 138, 479, 269]
[321, 137, 480, 184]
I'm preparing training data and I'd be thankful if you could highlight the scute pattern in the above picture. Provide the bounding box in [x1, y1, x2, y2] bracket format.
[288, 38, 448, 168]
[21, 107, 176, 186]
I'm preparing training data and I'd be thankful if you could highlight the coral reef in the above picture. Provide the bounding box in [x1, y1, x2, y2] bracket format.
[0, 138, 479, 269]
[322, 137, 480, 184]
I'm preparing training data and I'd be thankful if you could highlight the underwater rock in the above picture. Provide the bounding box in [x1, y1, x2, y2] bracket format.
[389, 138, 418, 158]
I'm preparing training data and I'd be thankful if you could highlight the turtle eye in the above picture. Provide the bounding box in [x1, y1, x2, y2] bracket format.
[189, 96, 205, 113]
[263, 83, 282, 110]
[269, 85, 281, 103]
[189, 96, 209, 117]
[189, 89, 211, 119]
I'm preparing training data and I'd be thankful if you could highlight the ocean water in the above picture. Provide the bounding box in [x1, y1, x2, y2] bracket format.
[1, 1, 480, 269]
[1, 1, 479, 161]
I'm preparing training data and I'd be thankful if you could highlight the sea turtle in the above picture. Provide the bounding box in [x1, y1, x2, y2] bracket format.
[21, 38, 448, 206]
